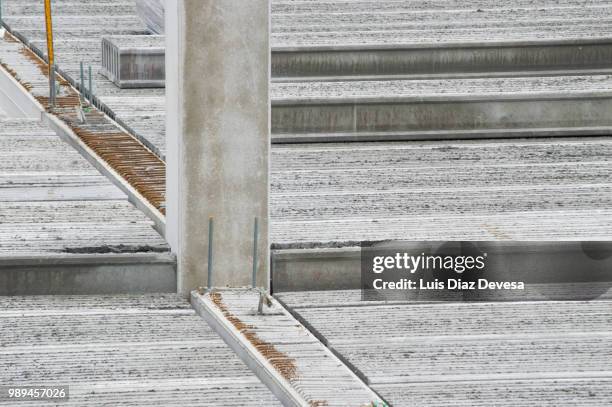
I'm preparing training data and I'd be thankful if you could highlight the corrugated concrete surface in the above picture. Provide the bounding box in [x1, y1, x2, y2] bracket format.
[277, 291, 612, 406]
[4, 28, 611, 253]
[0, 294, 281, 406]
[192, 289, 384, 407]
[5, 0, 612, 156]
[270, 138, 612, 248]
[0, 113, 172, 294]
[0, 118, 167, 256]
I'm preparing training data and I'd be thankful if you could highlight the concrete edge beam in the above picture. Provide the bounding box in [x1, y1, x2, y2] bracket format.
[272, 242, 612, 293]
[0, 261, 176, 295]
[271, 126, 612, 143]
[0, 252, 176, 266]
[272, 247, 361, 292]
[191, 289, 385, 406]
[271, 97, 612, 136]
[272, 42, 612, 77]
[191, 291, 304, 407]
[101, 36, 165, 89]
[82, 39, 612, 84]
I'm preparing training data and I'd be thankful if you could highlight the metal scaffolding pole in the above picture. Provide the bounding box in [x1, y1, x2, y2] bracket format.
[44, 0, 55, 107]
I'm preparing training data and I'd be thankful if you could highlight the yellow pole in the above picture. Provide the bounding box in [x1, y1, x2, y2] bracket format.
[44, 0, 54, 73]
[44, 0, 55, 106]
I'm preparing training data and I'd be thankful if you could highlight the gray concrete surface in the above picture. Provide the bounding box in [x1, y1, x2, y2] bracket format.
[4, 27, 612, 292]
[101, 35, 165, 88]
[277, 291, 612, 406]
[0, 294, 281, 406]
[5, 0, 612, 157]
[0, 115, 173, 294]
[192, 289, 384, 406]
[165, 0, 270, 294]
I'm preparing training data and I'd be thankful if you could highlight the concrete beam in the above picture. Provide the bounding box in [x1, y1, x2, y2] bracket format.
[101, 35, 165, 88]
[166, 0, 270, 296]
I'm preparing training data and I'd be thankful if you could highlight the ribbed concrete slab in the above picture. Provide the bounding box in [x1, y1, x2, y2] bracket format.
[10, 0, 612, 78]
[292, 301, 612, 341]
[279, 290, 612, 406]
[88, 77, 612, 150]
[5, 0, 612, 155]
[276, 286, 612, 308]
[192, 289, 384, 407]
[375, 379, 612, 406]
[0, 118, 172, 294]
[4, 1, 612, 294]
[0, 294, 281, 406]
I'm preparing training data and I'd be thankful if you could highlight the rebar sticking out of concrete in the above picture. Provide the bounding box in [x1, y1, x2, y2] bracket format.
[88, 65, 93, 106]
[49, 63, 56, 107]
[207, 217, 214, 288]
[79, 61, 85, 104]
[252, 217, 259, 288]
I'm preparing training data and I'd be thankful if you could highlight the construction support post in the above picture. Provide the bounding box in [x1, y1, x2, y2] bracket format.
[43, 0, 55, 107]
[165, 0, 271, 296]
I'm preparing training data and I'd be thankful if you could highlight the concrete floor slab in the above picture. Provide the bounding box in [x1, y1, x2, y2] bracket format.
[0, 117, 172, 294]
[192, 289, 384, 406]
[0, 294, 282, 406]
[278, 290, 612, 405]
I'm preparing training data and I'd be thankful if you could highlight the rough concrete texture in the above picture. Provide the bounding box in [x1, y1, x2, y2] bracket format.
[5, 0, 612, 157]
[3, 22, 612, 291]
[192, 289, 384, 406]
[0, 294, 281, 406]
[165, 0, 270, 294]
[277, 291, 612, 405]
[269, 139, 612, 247]
[0, 113, 173, 293]
[0, 119, 168, 256]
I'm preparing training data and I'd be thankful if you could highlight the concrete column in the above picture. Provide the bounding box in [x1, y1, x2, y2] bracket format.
[166, 0, 270, 296]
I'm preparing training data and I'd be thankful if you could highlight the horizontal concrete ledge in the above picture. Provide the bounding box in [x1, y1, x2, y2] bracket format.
[0, 252, 175, 267]
[272, 247, 361, 292]
[273, 41, 612, 77]
[272, 38, 612, 53]
[0, 254, 176, 295]
[274, 69, 612, 83]
[272, 97, 612, 136]
[273, 92, 612, 105]
[272, 126, 612, 143]
[271, 242, 612, 293]
[191, 291, 306, 407]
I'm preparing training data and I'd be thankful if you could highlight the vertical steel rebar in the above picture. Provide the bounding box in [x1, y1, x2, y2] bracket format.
[79, 61, 85, 104]
[252, 217, 259, 288]
[207, 217, 214, 288]
[49, 63, 56, 107]
[88, 65, 93, 106]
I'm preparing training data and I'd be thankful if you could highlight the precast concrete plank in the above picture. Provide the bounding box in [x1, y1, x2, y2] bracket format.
[280, 291, 612, 405]
[192, 289, 383, 407]
[0, 293, 191, 311]
[0, 116, 168, 259]
[275, 286, 612, 309]
[332, 336, 612, 384]
[293, 301, 612, 341]
[0, 294, 282, 406]
[374, 379, 612, 407]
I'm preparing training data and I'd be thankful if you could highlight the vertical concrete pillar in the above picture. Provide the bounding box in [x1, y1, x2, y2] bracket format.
[166, 0, 270, 296]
